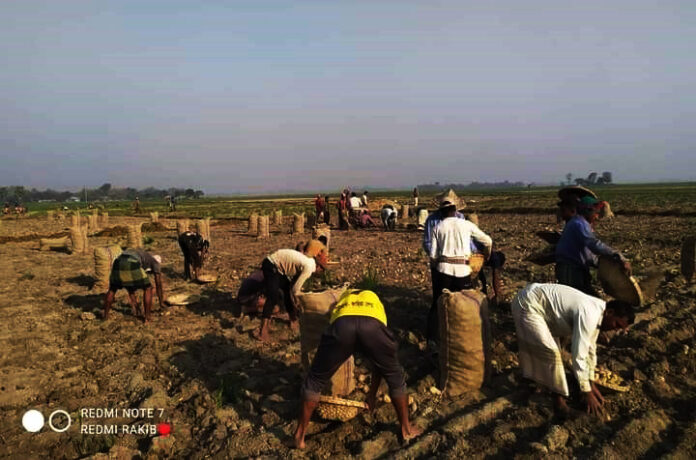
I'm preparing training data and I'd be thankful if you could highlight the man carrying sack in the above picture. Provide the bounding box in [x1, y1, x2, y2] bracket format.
[292, 289, 421, 448]
[426, 191, 492, 341]
[103, 249, 165, 324]
[555, 196, 630, 296]
[511, 283, 635, 417]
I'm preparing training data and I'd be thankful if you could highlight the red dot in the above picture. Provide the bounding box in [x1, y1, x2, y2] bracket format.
[157, 423, 171, 436]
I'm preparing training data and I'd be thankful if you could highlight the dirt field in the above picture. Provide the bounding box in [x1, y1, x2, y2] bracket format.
[1, 206, 695, 459]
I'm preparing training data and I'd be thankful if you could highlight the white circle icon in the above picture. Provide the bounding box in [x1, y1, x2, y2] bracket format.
[22, 410, 45, 432]
[48, 410, 71, 433]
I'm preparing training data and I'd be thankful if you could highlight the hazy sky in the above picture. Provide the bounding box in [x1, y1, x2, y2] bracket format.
[1, 1, 695, 193]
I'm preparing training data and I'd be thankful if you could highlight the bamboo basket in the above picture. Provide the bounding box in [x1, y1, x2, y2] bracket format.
[316, 395, 368, 422]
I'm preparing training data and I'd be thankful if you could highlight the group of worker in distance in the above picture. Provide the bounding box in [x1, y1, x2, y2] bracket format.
[101, 186, 636, 448]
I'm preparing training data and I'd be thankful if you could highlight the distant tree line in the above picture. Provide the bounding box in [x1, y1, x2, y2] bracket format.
[417, 180, 526, 192]
[563, 172, 613, 186]
[0, 184, 204, 204]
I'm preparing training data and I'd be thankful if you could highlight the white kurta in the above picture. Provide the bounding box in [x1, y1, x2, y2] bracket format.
[511, 283, 605, 396]
[430, 217, 492, 277]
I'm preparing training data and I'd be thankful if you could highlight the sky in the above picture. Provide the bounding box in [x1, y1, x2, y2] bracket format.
[1, 1, 695, 194]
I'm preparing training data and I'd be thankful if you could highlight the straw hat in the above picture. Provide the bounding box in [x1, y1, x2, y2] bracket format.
[597, 256, 643, 306]
[435, 188, 465, 210]
[558, 185, 598, 202]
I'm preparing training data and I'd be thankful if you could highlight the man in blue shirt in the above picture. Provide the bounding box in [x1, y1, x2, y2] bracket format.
[555, 196, 630, 296]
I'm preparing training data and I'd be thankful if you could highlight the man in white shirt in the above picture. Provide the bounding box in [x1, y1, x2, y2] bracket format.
[255, 248, 319, 342]
[428, 198, 493, 340]
[511, 283, 634, 416]
[349, 192, 363, 210]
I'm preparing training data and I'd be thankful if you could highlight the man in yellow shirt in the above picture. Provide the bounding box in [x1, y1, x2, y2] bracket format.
[293, 290, 421, 448]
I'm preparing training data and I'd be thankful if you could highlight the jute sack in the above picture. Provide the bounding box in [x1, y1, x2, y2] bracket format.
[88, 214, 99, 231]
[297, 287, 354, 396]
[248, 213, 259, 235]
[127, 224, 142, 248]
[176, 219, 189, 237]
[400, 204, 410, 219]
[257, 216, 270, 238]
[82, 227, 89, 252]
[100, 212, 109, 227]
[438, 289, 491, 396]
[40, 236, 70, 251]
[311, 225, 331, 252]
[600, 202, 615, 219]
[195, 219, 207, 241]
[204, 217, 211, 242]
[273, 210, 283, 226]
[70, 227, 85, 254]
[150, 212, 159, 223]
[94, 245, 122, 291]
[417, 209, 429, 229]
[293, 213, 305, 234]
[71, 212, 80, 228]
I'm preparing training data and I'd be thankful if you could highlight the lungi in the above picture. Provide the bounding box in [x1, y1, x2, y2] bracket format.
[511, 295, 568, 396]
[109, 254, 151, 290]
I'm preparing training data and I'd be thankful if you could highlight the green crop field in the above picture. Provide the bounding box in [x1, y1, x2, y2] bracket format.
[16, 182, 696, 219]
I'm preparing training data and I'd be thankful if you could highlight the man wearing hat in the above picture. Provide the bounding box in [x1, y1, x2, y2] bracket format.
[555, 196, 630, 296]
[427, 192, 492, 340]
[103, 249, 166, 324]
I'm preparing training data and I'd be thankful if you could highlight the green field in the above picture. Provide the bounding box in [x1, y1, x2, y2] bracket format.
[17, 182, 696, 219]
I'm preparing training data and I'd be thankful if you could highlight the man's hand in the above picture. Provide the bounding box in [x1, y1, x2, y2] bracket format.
[290, 292, 300, 314]
[623, 260, 632, 276]
[591, 381, 605, 404]
[583, 391, 605, 418]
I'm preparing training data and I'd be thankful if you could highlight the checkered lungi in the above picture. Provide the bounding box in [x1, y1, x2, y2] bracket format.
[109, 254, 151, 290]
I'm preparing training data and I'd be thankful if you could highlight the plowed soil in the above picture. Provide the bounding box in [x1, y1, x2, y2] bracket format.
[1, 211, 695, 459]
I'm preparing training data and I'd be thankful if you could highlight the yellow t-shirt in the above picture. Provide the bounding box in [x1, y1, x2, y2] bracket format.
[329, 289, 387, 326]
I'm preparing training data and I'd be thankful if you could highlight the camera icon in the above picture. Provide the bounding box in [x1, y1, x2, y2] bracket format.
[22, 409, 71, 433]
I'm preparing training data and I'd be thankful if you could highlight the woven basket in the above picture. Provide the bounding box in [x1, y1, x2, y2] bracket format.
[598, 255, 643, 306]
[469, 253, 485, 276]
[197, 274, 218, 284]
[316, 396, 367, 421]
[166, 294, 200, 306]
